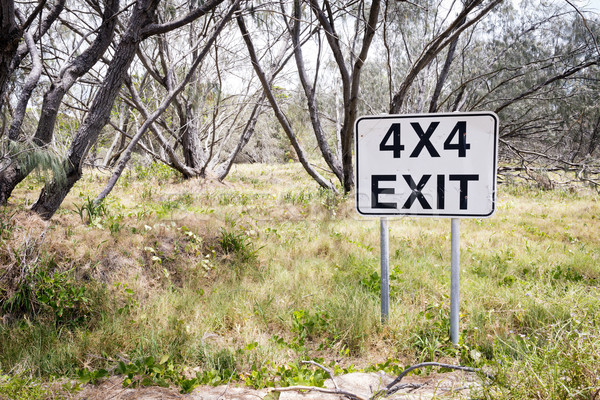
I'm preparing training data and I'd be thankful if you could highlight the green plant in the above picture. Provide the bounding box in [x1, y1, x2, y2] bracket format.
[2, 259, 92, 325]
[0, 373, 57, 400]
[134, 162, 178, 183]
[218, 227, 260, 263]
[243, 360, 329, 389]
[36, 269, 92, 325]
[115, 355, 179, 388]
[76, 367, 108, 385]
[106, 213, 125, 234]
[359, 265, 404, 297]
[411, 302, 455, 362]
[74, 197, 107, 225]
[0, 207, 16, 240]
[115, 282, 138, 315]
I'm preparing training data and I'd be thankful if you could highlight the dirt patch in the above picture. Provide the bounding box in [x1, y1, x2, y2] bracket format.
[74, 371, 480, 399]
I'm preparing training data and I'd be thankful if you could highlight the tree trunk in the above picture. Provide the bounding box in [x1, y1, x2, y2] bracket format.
[0, 0, 118, 205]
[32, 0, 158, 219]
[237, 14, 337, 192]
[0, 0, 21, 109]
[95, 2, 238, 204]
[216, 94, 266, 180]
[181, 102, 206, 171]
[7, 18, 42, 140]
[290, 0, 343, 184]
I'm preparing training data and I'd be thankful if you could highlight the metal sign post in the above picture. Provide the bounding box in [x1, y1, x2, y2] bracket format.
[450, 218, 460, 344]
[380, 217, 390, 323]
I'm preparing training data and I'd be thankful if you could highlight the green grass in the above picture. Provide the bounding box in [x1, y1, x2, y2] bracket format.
[1, 163, 600, 398]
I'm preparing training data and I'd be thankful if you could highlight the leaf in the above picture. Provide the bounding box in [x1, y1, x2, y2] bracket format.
[159, 354, 170, 365]
[264, 391, 281, 400]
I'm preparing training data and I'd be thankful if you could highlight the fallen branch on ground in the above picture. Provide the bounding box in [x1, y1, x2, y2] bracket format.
[266, 360, 492, 400]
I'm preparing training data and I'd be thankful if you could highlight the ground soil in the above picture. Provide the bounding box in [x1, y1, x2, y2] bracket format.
[74, 371, 480, 399]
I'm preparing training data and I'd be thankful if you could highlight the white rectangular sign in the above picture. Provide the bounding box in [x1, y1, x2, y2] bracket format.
[355, 112, 498, 217]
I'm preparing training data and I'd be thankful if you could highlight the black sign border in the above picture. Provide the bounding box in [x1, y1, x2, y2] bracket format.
[354, 112, 499, 218]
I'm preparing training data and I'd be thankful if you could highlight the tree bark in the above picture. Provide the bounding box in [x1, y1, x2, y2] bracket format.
[290, 0, 343, 184]
[7, 10, 44, 140]
[307, 0, 381, 193]
[0, 0, 119, 205]
[32, 0, 160, 219]
[34, 0, 120, 147]
[94, 1, 238, 204]
[0, 0, 21, 109]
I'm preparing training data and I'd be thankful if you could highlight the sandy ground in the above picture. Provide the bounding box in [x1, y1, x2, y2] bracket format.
[74, 370, 480, 399]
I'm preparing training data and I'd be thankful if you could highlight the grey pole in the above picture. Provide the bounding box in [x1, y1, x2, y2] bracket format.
[380, 217, 390, 323]
[450, 218, 460, 345]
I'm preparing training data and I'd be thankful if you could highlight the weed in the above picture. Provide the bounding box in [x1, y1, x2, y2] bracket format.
[550, 264, 584, 283]
[116, 355, 179, 388]
[359, 265, 404, 297]
[36, 269, 91, 325]
[411, 302, 454, 362]
[282, 190, 315, 205]
[0, 373, 57, 400]
[243, 360, 328, 389]
[479, 320, 600, 399]
[105, 213, 125, 234]
[74, 197, 107, 225]
[154, 194, 195, 218]
[0, 207, 16, 240]
[218, 227, 259, 263]
[134, 162, 178, 183]
[115, 282, 138, 315]
[76, 367, 108, 385]
[2, 257, 92, 326]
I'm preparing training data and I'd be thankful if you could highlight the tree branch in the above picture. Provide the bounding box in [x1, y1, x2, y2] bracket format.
[141, 0, 225, 38]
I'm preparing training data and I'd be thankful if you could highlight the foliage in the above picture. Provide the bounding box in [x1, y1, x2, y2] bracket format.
[2, 257, 92, 326]
[133, 162, 179, 183]
[1, 164, 600, 398]
[0, 207, 16, 241]
[74, 197, 107, 225]
[2, 140, 67, 185]
[0, 373, 60, 400]
[218, 227, 260, 263]
[359, 265, 404, 298]
[115, 355, 180, 389]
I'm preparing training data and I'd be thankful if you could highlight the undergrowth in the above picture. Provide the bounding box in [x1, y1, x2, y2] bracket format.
[0, 164, 599, 398]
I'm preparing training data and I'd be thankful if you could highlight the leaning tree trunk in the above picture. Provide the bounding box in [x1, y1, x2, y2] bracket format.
[31, 0, 225, 219]
[0, 0, 118, 205]
[31, 0, 158, 219]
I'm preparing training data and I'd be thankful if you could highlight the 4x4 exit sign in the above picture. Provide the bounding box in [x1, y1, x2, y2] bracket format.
[355, 112, 498, 218]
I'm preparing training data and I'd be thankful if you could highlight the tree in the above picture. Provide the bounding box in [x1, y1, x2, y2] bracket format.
[23, 0, 226, 219]
[0, 0, 118, 205]
[238, 0, 381, 193]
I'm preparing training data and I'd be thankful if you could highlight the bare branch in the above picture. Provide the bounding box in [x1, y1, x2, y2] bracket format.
[141, 0, 225, 38]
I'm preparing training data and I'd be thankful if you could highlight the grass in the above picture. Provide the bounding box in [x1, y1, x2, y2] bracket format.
[1, 162, 600, 398]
